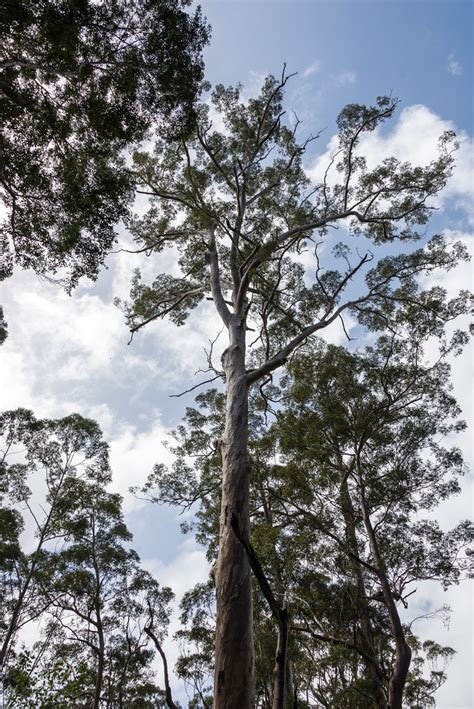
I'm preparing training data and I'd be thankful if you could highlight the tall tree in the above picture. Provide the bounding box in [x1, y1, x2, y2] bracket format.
[0, 0, 209, 287]
[267, 336, 472, 708]
[0, 410, 110, 672]
[43, 487, 174, 708]
[140, 333, 471, 708]
[0, 409, 175, 707]
[121, 71, 470, 706]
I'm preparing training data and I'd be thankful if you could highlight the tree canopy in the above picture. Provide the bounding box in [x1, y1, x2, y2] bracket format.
[1, 51, 471, 707]
[0, 410, 175, 707]
[118, 70, 470, 706]
[0, 0, 209, 286]
[139, 334, 472, 707]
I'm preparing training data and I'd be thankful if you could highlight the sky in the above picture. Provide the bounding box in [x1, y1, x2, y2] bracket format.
[1, 1, 473, 706]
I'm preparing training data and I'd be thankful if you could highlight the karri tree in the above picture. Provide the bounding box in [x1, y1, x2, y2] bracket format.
[120, 70, 470, 706]
[0, 410, 110, 672]
[139, 332, 471, 708]
[264, 336, 471, 708]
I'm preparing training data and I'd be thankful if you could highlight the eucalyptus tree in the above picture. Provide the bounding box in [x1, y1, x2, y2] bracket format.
[44, 480, 141, 708]
[39, 489, 174, 708]
[0, 410, 110, 673]
[138, 332, 472, 708]
[4, 547, 175, 708]
[258, 335, 472, 708]
[121, 70, 470, 705]
[0, 409, 176, 707]
[0, 0, 209, 287]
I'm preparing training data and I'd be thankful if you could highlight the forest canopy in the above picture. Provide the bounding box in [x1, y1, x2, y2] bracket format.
[0, 3, 472, 708]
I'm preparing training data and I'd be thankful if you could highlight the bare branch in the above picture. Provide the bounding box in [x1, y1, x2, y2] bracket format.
[169, 374, 223, 398]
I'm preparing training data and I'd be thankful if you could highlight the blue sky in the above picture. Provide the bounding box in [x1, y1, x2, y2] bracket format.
[202, 0, 473, 131]
[1, 2, 472, 706]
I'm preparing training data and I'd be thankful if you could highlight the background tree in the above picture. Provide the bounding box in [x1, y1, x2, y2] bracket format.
[0, 0, 209, 287]
[265, 336, 472, 708]
[0, 409, 176, 708]
[137, 332, 471, 708]
[0, 410, 110, 672]
[120, 70, 470, 706]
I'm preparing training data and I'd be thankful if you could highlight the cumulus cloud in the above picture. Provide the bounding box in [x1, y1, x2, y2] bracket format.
[108, 416, 175, 512]
[308, 103, 474, 224]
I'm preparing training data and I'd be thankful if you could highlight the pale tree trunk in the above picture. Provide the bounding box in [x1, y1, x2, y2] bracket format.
[93, 617, 105, 709]
[92, 513, 105, 709]
[355, 468, 411, 709]
[213, 318, 255, 708]
[339, 475, 387, 708]
[286, 661, 297, 708]
[272, 609, 289, 709]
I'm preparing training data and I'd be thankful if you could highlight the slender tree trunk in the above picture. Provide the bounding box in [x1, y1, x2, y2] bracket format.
[214, 319, 254, 708]
[339, 475, 387, 708]
[0, 573, 31, 669]
[286, 661, 296, 708]
[272, 609, 289, 709]
[93, 618, 105, 709]
[144, 625, 177, 709]
[91, 512, 105, 709]
[355, 470, 411, 709]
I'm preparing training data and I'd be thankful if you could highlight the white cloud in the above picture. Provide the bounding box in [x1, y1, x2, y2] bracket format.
[302, 61, 321, 78]
[447, 52, 462, 76]
[108, 416, 175, 512]
[332, 71, 356, 87]
[308, 104, 474, 224]
[143, 540, 210, 700]
[319, 313, 357, 346]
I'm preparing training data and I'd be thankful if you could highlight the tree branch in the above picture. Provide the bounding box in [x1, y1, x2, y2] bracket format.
[207, 227, 232, 326]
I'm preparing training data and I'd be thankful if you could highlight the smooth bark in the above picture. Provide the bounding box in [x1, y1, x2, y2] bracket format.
[214, 319, 255, 708]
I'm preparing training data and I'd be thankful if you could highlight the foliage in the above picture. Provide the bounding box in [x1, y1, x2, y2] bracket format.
[121, 72, 469, 368]
[0, 409, 175, 707]
[0, 0, 209, 286]
[139, 333, 472, 706]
